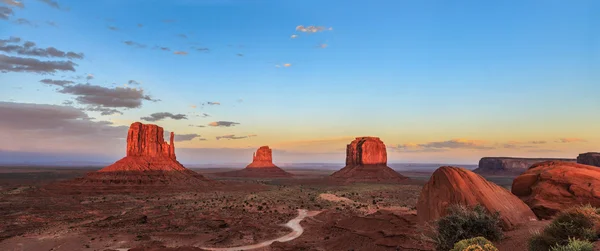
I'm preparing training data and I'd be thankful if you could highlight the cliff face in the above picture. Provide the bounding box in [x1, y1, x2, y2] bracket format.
[345, 137, 387, 166]
[331, 137, 407, 182]
[474, 157, 576, 175]
[577, 152, 600, 167]
[126, 122, 176, 160]
[246, 146, 277, 168]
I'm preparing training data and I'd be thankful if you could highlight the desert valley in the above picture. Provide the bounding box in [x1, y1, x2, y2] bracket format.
[1, 122, 600, 251]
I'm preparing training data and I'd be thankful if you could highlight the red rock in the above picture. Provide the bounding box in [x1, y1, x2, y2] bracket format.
[67, 122, 211, 188]
[331, 137, 407, 182]
[512, 161, 600, 219]
[577, 152, 600, 167]
[218, 146, 293, 177]
[417, 166, 537, 230]
[246, 146, 277, 168]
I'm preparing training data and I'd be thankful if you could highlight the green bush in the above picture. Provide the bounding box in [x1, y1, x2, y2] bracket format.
[549, 238, 594, 251]
[432, 204, 503, 251]
[528, 205, 600, 251]
[450, 236, 499, 251]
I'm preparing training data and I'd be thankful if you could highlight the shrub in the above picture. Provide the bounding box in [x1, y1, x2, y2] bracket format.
[432, 204, 503, 251]
[528, 205, 600, 251]
[549, 238, 594, 251]
[450, 237, 499, 251]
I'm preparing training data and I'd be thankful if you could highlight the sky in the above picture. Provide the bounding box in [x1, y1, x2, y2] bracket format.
[0, 0, 598, 165]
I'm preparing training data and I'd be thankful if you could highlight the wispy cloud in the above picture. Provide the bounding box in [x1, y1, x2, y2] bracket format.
[177, 34, 187, 39]
[59, 84, 158, 108]
[208, 121, 240, 127]
[216, 134, 254, 140]
[0, 6, 13, 20]
[188, 124, 205, 128]
[317, 43, 327, 49]
[192, 47, 210, 52]
[46, 21, 58, 27]
[36, 0, 62, 9]
[86, 106, 123, 116]
[295, 25, 332, 33]
[141, 112, 187, 122]
[137, 23, 143, 28]
[174, 51, 188, 55]
[123, 41, 146, 48]
[86, 73, 94, 80]
[40, 78, 74, 86]
[206, 101, 220, 105]
[153, 46, 171, 51]
[107, 26, 119, 31]
[557, 138, 587, 143]
[128, 80, 141, 85]
[290, 34, 298, 39]
[390, 138, 494, 153]
[2, 0, 24, 8]
[174, 133, 201, 142]
[0, 37, 84, 59]
[0, 54, 76, 73]
[14, 18, 34, 26]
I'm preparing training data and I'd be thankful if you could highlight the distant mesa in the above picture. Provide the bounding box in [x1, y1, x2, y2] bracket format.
[64, 122, 211, 189]
[217, 146, 293, 178]
[577, 152, 600, 167]
[417, 166, 537, 230]
[473, 157, 576, 175]
[330, 137, 407, 182]
[512, 161, 600, 219]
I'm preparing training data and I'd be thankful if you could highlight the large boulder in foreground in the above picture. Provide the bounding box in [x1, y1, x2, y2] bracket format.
[330, 137, 407, 183]
[577, 152, 600, 167]
[512, 161, 600, 219]
[217, 146, 293, 178]
[417, 166, 537, 230]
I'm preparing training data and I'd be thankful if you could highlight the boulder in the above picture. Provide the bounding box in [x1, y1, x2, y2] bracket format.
[330, 137, 407, 182]
[417, 166, 537, 230]
[577, 152, 600, 167]
[512, 161, 600, 219]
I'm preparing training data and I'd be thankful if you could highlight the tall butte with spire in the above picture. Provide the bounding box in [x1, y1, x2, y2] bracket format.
[330, 137, 407, 182]
[66, 122, 211, 189]
[218, 146, 293, 177]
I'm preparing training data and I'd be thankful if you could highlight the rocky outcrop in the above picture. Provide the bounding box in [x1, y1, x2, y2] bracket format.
[474, 157, 576, 175]
[417, 166, 537, 230]
[246, 146, 277, 168]
[577, 152, 600, 167]
[66, 122, 211, 188]
[217, 146, 293, 178]
[330, 137, 407, 182]
[126, 122, 176, 159]
[512, 161, 600, 219]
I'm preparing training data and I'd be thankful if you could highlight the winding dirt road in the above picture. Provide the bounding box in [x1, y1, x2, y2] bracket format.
[200, 209, 320, 251]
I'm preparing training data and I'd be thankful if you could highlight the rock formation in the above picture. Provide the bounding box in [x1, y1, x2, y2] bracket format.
[474, 157, 576, 175]
[217, 146, 293, 177]
[512, 161, 600, 219]
[577, 152, 600, 167]
[330, 137, 407, 182]
[67, 122, 211, 188]
[417, 166, 537, 230]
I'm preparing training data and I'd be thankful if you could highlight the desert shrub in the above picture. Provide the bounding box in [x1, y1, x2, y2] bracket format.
[549, 238, 594, 251]
[432, 204, 503, 251]
[528, 205, 600, 251]
[450, 236, 498, 251]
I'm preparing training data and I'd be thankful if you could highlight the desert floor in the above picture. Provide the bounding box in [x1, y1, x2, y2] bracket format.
[0, 166, 540, 251]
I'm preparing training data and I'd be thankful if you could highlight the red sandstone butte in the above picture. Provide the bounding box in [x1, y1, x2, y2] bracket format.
[218, 146, 293, 177]
[512, 161, 600, 219]
[330, 137, 407, 182]
[417, 166, 537, 230]
[69, 122, 210, 187]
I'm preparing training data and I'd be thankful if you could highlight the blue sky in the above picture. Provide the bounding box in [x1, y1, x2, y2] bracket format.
[0, 0, 598, 164]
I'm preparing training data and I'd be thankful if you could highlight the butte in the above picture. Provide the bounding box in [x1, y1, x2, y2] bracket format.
[62, 122, 211, 191]
[218, 146, 293, 178]
[330, 137, 408, 183]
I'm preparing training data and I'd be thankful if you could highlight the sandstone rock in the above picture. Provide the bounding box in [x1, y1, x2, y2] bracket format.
[417, 166, 537, 230]
[474, 157, 576, 175]
[218, 146, 293, 178]
[577, 152, 600, 167]
[331, 137, 407, 182]
[246, 146, 277, 168]
[512, 161, 600, 219]
[66, 122, 211, 188]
